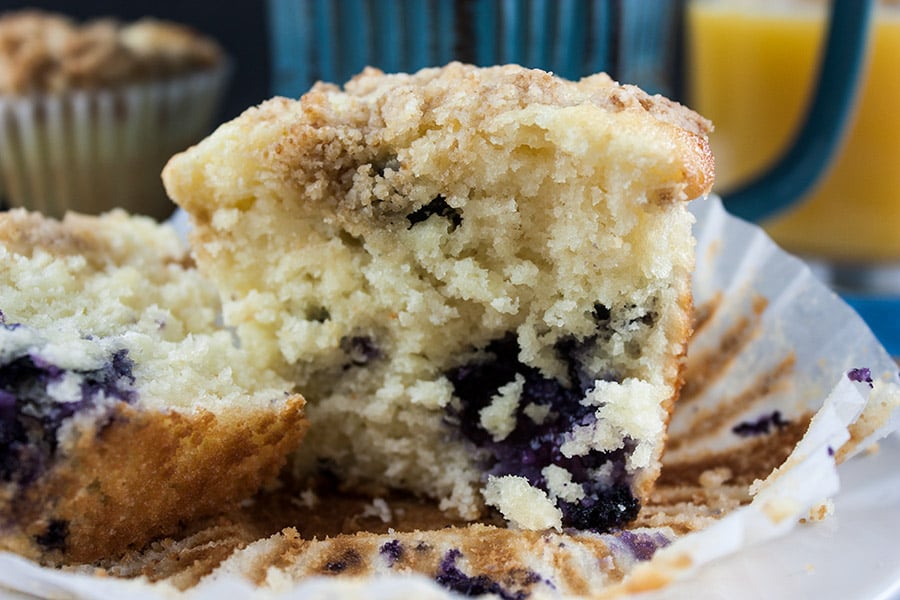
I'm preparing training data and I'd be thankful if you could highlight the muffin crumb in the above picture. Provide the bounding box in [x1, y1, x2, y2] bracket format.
[0, 10, 222, 94]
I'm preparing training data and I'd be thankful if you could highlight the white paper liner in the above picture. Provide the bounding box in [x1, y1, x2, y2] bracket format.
[0, 195, 897, 599]
[0, 63, 229, 220]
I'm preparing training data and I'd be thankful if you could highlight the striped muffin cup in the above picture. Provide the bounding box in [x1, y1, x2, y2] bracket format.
[0, 62, 229, 220]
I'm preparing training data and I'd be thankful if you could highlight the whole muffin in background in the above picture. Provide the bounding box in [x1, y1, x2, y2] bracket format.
[0, 10, 229, 220]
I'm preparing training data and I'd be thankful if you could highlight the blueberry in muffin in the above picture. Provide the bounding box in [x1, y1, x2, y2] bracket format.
[163, 63, 713, 531]
[0, 208, 306, 563]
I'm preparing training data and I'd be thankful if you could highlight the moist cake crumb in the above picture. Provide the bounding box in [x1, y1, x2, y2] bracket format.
[0, 208, 306, 563]
[163, 62, 714, 532]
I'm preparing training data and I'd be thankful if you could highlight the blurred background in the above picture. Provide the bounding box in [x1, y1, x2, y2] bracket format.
[0, 0, 896, 353]
[0, 0, 271, 122]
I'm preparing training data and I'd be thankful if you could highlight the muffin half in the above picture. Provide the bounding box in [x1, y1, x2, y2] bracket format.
[0, 209, 306, 563]
[163, 63, 713, 531]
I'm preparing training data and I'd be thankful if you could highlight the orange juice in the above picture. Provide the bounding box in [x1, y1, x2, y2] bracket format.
[687, 1, 900, 263]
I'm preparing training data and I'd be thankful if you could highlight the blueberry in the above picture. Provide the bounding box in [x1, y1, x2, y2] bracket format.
[0, 389, 16, 419]
[0, 333, 136, 485]
[732, 410, 791, 437]
[406, 196, 462, 231]
[592, 303, 612, 322]
[445, 330, 640, 531]
[848, 367, 874, 388]
[435, 549, 527, 600]
[324, 549, 361, 573]
[616, 530, 671, 561]
[379, 539, 403, 566]
[558, 483, 640, 531]
[34, 519, 68, 552]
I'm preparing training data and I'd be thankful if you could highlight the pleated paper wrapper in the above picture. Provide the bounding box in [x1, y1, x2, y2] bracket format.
[0, 195, 897, 599]
[0, 63, 228, 221]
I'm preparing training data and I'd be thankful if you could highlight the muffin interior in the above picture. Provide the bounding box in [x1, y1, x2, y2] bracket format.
[0, 209, 305, 563]
[164, 64, 711, 529]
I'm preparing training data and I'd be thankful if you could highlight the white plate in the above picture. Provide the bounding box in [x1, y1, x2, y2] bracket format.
[641, 431, 900, 600]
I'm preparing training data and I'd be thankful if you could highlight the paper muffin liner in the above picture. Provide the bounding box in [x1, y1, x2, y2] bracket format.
[0, 63, 229, 220]
[0, 195, 897, 598]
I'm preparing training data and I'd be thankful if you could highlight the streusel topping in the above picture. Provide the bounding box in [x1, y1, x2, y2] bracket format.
[0, 10, 222, 94]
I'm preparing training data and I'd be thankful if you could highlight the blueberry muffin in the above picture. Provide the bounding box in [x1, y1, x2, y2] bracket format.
[0, 10, 228, 219]
[0, 208, 306, 564]
[163, 63, 714, 532]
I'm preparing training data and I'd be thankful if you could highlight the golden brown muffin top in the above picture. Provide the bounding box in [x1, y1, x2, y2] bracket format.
[0, 10, 222, 94]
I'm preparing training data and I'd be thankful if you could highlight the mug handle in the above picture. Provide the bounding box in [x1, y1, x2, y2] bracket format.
[722, 0, 875, 222]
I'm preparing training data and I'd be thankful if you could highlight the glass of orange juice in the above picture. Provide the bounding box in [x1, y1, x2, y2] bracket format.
[687, 0, 900, 354]
[687, 0, 900, 281]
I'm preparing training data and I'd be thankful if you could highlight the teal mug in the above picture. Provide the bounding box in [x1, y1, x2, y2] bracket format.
[268, 0, 870, 223]
[267, 0, 895, 353]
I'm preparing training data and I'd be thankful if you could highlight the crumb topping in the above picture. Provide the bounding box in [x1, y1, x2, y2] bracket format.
[0, 10, 222, 94]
